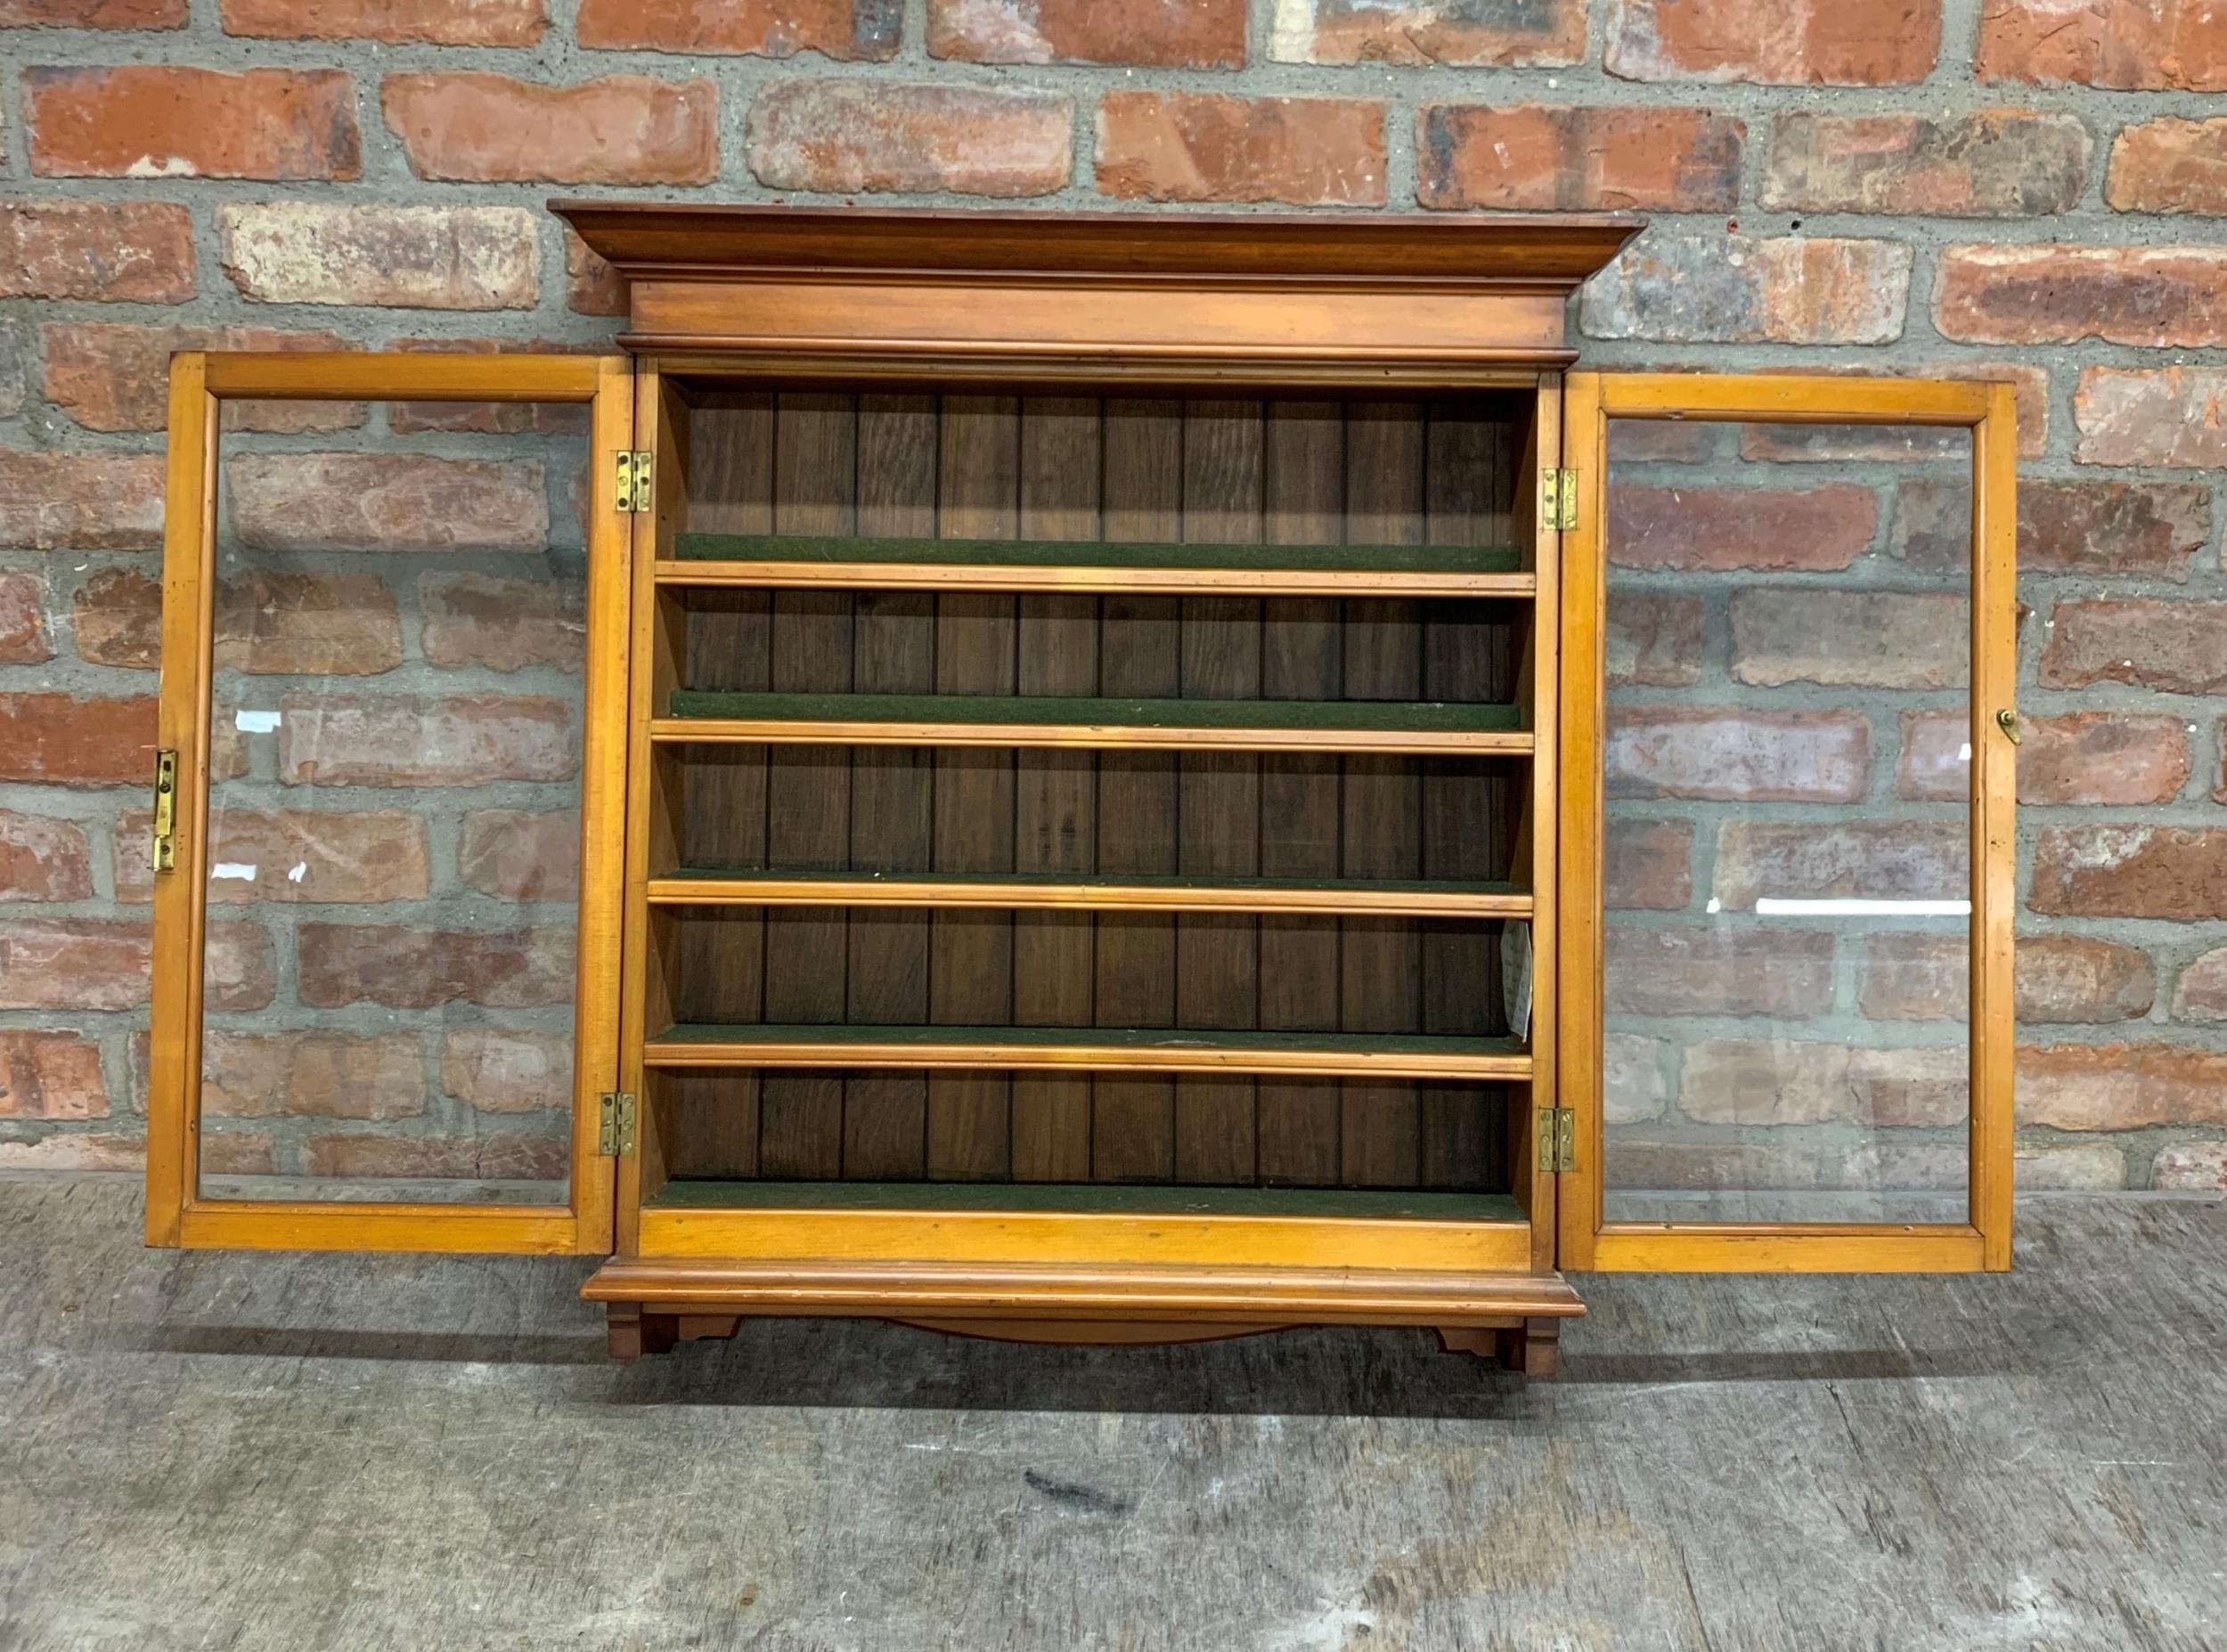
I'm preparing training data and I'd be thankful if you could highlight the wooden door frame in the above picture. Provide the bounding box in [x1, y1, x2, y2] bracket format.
[145, 351, 633, 1255]
[1556, 372, 2018, 1274]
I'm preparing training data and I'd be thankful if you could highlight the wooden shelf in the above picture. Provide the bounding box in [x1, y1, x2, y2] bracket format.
[645, 1023, 1530, 1079]
[647, 868, 1530, 917]
[656, 692, 1530, 754]
[661, 533, 1531, 598]
[648, 1180, 1525, 1223]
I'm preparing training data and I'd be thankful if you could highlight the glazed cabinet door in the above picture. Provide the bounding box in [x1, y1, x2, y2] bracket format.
[145, 353, 634, 1254]
[1558, 373, 2016, 1272]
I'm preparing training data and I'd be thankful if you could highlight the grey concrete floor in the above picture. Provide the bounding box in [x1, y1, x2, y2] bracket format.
[2, 1176, 2223, 1651]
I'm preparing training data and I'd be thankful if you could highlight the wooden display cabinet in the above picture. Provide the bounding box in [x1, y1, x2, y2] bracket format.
[143, 206, 2019, 1373]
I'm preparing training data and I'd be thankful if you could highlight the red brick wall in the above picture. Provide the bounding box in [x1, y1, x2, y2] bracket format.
[1, 0, 2222, 1191]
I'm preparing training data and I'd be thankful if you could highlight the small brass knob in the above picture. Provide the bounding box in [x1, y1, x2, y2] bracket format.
[1996, 709, 2021, 745]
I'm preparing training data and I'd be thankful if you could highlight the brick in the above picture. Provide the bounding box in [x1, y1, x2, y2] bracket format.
[1604, 818, 1691, 911]
[577, 0, 898, 57]
[1861, 932, 2155, 1022]
[1584, 237, 1911, 345]
[196, 1133, 276, 1177]
[1606, 927, 1837, 1016]
[1739, 363, 2049, 461]
[304, 1132, 567, 1182]
[1602, 1140, 1833, 1196]
[1683, 1044, 1966, 1131]
[201, 1031, 423, 1120]
[1763, 111, 2090, 216]
[382, 74, 717, 187]
[1604, 1033, 1667, 1123]
[0, 571, 49, 664]
[0, 1134, 144, 1172]
[229, 454, 549, 553]
[1894, 477, 2208, 580]
[26, 67, 359, 181]
[2074, 367, 2227, 468]
[2171, 947, 2227, 1021]
[2040, 600, 2227, 696]
[390, 340, 592, 436]
[279, 694, 575, 788]
[221, 0, 546, 45]
[207, 810, 430, 907]
[1605, 593, 1703, 688]
[1713, 820, 1966, 909]
[1609, 419, 1717, 464]
[932, 0, 1243, 65]
[2019, 1043, 2227, 1130]
[1937, 246, 2227, 347]
[2108, 117, 2227, 213]
[0, 811, 92, 902]
[71, 567, 159, 669]
[441, 1029, 572, 1113]
[43, 323, 358, 435]
[565, 231, 626, 318]
[1609, 483, 1876, 571]
[1732, 590, 1965, 690]
[0, 452, 164, 551]
[298, 922, 573, 1010]
[77, 566, 404, 676]
[0, 1032, 106, 1121]
[201, 922, 277, 1012]
[2153, 1141, 2227, 1190]
[461, 810, 579, 901]
[1607, 707, 1869, 803]
[1417, 105, 1742, 212]
[1978, 0, 2227, 90]
[2016, 1141, 2128, 1191]
[1097, 94, 1384, 208]
[0, 200, 193, 302]
[4, 0, 183, 21]
[750, 81, 1072, 199]
[0, 917, 147, 1010]
[224, 570, 406, 676]
[420, 574, 583, 671]
[1608, 0, 1940, 85]
[1268, 0, 1584, 66]
[0, 694, 154, 787]
[221, 204, 537, 311]
[2030, 826, 2227, 920]
[1900, 709, 2189, 806]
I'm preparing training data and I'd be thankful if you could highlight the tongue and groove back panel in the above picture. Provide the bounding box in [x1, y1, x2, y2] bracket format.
[657, 390, 1532, 1193]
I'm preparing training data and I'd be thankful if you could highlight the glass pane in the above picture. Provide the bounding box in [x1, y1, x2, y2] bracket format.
[1600, 413, 1972, 1225]
[193, 381, 590, 1203]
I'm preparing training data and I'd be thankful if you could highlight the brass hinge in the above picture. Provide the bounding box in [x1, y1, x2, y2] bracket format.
[598, 1091, 637, 1156]
[1540, 468, 1578, 532]
[614, 451, 654, 514]
[151, 748, 178, 874]
[1537, 1107, 1575, 1174]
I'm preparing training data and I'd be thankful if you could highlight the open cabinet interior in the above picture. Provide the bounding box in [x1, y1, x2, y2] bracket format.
[635, 387, 1547, 1225]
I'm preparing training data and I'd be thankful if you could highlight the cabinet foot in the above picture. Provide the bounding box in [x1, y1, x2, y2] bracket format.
[1437, 1318, 1562, 1378]
[1497, 1317, 1562, 1378]
[606, 1304, 675, 1361]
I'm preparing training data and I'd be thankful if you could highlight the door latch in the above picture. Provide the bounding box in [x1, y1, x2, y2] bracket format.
[151, 749, 178, 874]
[1996, 708, 2021, 746]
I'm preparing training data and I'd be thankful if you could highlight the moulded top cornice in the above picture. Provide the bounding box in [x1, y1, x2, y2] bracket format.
[549, 199, 1645, 290]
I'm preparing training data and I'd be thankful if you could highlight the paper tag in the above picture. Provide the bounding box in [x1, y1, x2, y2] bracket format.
[234, 710, 281, 733]
[1501, 921, 1532, 1042]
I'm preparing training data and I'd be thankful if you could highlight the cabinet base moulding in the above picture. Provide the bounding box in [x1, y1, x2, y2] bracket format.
[585, 1257, 1584, 1375]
